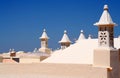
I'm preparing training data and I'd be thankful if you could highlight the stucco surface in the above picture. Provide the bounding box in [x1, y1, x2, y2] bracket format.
[42, 38, 120, 64]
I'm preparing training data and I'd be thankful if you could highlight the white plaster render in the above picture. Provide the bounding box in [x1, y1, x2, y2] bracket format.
[42, 38, 120, 64]
[59, 30, 71, 43]
[77, 30, 86, 42]
[40, 29, 49, 39]
[94, 5, 116, 26]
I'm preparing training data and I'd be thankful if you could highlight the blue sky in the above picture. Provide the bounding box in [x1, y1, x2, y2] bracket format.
[0, 0, 120, 52]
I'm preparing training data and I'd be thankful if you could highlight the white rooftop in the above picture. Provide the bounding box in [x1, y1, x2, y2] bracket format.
[40, 29, 49, 39]
[94, 5, 116, 26]
[88, 34, 92, 39]
[42, 38, 120, 64]
[118, 35, 120, 38]
[77, 30, 86, 42]
[59, 30, 71, 43]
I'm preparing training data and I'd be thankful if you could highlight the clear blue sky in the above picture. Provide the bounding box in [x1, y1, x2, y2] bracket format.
[0, 0, 120, 52]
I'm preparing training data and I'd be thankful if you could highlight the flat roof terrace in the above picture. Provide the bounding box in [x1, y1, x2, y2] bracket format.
[0, 63, 107, 78]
